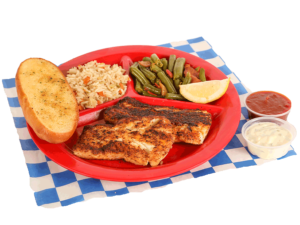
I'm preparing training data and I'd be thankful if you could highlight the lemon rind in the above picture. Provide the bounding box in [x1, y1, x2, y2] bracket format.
[179, 78, 230, 104]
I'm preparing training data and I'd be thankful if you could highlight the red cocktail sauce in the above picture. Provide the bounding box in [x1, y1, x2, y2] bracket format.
[246, 91, 291, 120]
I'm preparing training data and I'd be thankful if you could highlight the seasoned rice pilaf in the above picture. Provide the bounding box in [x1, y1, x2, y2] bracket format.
[66, 60, 129, 110]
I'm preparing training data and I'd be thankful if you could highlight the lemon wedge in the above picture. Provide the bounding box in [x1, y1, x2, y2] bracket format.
[179, 78, 230, 103]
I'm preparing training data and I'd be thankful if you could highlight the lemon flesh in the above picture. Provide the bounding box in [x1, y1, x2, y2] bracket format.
[179, 78, 230, 103]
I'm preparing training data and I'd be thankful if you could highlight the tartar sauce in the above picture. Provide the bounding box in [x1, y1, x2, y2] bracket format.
[245, 122, 293, 159]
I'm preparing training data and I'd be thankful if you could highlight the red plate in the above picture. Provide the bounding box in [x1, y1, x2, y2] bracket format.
[27, 46, 241, 182]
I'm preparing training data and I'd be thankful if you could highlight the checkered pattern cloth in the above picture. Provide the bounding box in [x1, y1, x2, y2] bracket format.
[2, 37, 296, 208]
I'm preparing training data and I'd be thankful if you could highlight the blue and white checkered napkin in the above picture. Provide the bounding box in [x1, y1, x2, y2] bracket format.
[2, 37, 296, 208]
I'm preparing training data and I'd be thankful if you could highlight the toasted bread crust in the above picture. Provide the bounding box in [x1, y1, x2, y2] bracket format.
[16, 58, 79, 144]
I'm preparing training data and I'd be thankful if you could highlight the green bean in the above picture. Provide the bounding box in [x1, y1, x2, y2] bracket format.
[153, 64, 173, 88]
[151, 54, 163, 67]
[161, 58, 168, 72]
[130, 67, 150, 86]
[131, 62, 139, 69]
[142, 57, 152, 62]
[135, 79, 143, 94]
[182, 73, 192, 85]
[144, 83, 162, 95]
[138, 64, 145, 70]
[165, 93, 186, 100]
[157, 71, 177, 94]
[173, 58, 186, 80]
[174, 79, 181, 90]
[199, 68, 206, 81]
[142, 57, 154, 65]
[168, 55, 176, 73]
[150, 63, 163, 73]
[142, 90, 163, 98]
[138, 65, 156, 84]
[195, 67, 200, 72]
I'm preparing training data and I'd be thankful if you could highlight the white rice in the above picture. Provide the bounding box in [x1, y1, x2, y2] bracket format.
[66, 60, 129, 110]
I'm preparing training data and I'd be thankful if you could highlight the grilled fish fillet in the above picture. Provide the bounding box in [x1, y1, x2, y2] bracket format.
[72, 116, 175, 166]
[104, 97, 212, 145]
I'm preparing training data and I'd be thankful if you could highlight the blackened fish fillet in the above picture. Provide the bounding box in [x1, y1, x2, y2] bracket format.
[72, 116, 174, 166]
[103, 97, 211, 145]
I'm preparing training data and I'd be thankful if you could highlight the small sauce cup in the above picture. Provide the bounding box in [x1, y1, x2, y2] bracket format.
[242, 117, 297, 159]
[244, 91, 291, 120]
